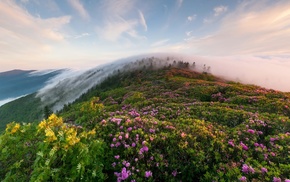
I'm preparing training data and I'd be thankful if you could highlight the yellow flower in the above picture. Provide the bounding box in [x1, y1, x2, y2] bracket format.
[45, 128, 57, 142]
[48, 114, 63, 127]
[38, 120, 47, 130]
[11, 123, 20, 134]
[88, 129, 96, 136]
[66, 128, 80, 146]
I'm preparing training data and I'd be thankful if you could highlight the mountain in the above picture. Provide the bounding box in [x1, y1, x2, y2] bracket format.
[0, 69, 64, 105]
[0, 59, 290, 181]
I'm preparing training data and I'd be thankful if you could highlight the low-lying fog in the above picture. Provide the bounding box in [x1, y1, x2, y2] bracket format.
[35, 53, 290, 111]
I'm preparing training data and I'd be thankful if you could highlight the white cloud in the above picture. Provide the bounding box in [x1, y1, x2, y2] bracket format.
[184, 1, 290, 56]
[97, 17, 138, 41]
[74, 32, 90, 39]
[186, 31, 192, 36]
[101, 0, 134, 17]
[214, 5, 228, 17]
[151, 39, 170, 47]
[96, 0, 146, 42]
[67, 0, 90, 20]
[187, 14, 196, 22]
[138, 10, 147, 31]
[0, 0, 71, 70]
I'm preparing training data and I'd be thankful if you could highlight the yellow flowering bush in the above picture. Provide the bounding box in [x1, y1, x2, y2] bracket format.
[0, 114, 106, 181]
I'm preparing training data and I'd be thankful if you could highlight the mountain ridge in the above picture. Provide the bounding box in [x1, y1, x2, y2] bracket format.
[0, 65, 290, 181]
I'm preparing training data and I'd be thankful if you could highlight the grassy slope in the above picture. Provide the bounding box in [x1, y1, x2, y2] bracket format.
[1, 66, 290, 181]
[58, 67, 290, 181]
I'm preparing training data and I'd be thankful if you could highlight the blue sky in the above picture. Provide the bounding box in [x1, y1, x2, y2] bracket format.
[1, 0, 290, 71]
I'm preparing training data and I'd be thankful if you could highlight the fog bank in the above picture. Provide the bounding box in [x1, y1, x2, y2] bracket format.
[36, 53, 290, 111]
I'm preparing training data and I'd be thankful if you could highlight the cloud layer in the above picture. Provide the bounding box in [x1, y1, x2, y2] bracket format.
[185, 0, 290, 56]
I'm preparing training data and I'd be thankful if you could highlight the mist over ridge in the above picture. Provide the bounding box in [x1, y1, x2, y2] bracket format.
[36, 53, 290, 111]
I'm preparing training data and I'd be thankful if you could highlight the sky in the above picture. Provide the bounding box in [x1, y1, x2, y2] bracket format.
[1, 0, 290, 71]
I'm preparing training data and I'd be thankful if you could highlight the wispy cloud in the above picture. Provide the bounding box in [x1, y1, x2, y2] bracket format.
[97, 17, 138, 41]
[0, 0, 71, 70]
[186, 31, 193, 36]
[151, 39, 170, 47]
[185, 1, 290, 56]
[187, 14, 196, 22]
[138, 10, 147, 31]
[96, 0, 146, 42]
[67, 0, 90, 20]
[214, 5, 228, 17]
[74, 33, 90, 39]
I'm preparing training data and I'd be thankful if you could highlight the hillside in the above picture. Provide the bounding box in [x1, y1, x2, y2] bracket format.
[0, 69, 63, 102]
[1, 65, 290, 181]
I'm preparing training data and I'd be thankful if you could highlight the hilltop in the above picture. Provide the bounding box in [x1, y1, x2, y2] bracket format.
[0, 63, 290, 181]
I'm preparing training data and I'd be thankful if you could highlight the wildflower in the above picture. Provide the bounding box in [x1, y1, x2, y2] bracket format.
[121, 167, 130, 180]
[273, 177, 281, 182]
[127, 127, 132, 132]
[110, 144, 115, 148]
[249, 166, 255, 173]
[142, 146, 149, 152]
[113, 138, 117, 142]
[145, 171, 152, 178]
[11, 123, 20, 134]
[125, 133, 129, 139]
[261, 167, 268, 173]
[112, 162, 116, 167]
[45, 128, 57, 142]
[285, 179, 290, 182]
[240, 142, 248, 151]
[115, 155, 120, 159]
[247, 129, 255, 134]
[115, 142, 121, 147]
[172, 170, 177, 177]
[254, 143, 259, 147]
[242, 164, 249, 173]
[228, 139, 235, 147]
[239, 176, 247, 181]
[125, 162, 130, 167]
[131, 143, 136, 147]
[119, 136, 123, 140]
[181, 132, 186, 138]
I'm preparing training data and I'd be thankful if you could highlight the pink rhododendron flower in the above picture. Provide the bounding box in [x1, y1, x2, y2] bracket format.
[240, 142, 249, 151]
[145, 171, 152, 178]
[239, 176, 247, 181]
[273, 177, 281, 182]
[247, 129, 255, 134]
[261, 167, 268, 173]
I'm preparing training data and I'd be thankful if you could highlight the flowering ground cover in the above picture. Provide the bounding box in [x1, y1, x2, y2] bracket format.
[1, 65, 290, 181]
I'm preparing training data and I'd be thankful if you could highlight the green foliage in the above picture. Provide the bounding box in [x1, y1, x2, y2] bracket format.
[0, 115, 105, 181]
[0, 94, 43, 131]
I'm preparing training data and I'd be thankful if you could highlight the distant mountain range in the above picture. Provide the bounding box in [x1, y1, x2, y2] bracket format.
[0, 69, 64, 106]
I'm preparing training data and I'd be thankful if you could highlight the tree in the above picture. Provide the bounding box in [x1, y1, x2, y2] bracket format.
[44, 106, 53, 119]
